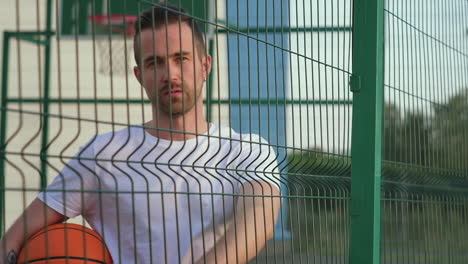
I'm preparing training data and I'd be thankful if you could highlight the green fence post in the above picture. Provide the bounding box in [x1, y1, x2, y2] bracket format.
[39, 0, 54, 190]
[349, 0, 385, 263]
[205, 38, 214, 122]
[0, 32, 11, 235]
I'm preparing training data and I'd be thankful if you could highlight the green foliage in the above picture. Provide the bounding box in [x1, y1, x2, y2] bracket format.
[383, 104, 432, 166]
[287, 150, 351, 177]
[286, 150, 350, 206]
[284, 90, 468, 256]
[432, 90, 468, 171]
[287, 89, 468, 184]
[384, 89, 468, 174]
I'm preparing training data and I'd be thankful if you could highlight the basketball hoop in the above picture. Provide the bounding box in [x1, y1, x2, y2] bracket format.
[88, 15, 138, 75]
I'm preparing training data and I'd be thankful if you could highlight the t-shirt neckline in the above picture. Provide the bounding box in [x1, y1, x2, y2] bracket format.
[140, 123, 217, 146]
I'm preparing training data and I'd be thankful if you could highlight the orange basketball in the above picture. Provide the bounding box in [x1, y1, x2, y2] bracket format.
[17, 223, 113, 264]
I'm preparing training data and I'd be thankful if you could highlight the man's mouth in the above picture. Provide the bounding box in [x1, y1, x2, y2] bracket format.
[162, 87, 183, 96]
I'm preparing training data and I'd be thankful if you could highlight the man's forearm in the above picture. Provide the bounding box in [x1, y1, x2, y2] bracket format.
[0, 198, 66, 264]
[1, 228, 22, 264]
[198, 181, 281, 264]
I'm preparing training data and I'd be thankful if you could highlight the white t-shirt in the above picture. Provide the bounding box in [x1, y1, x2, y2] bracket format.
[38, 124, 279, 264]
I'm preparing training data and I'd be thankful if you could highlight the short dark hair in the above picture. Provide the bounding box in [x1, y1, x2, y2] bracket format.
[133, 3, 206, 66]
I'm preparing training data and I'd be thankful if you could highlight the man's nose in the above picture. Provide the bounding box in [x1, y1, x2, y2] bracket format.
[161, 62, 182, 86]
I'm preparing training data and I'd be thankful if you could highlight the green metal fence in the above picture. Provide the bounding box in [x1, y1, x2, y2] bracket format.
[382, 0, 468, 263]
[0, 0, 467, 263]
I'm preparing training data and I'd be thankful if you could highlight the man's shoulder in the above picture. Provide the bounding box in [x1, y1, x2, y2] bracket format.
[213, 124, 269, 147]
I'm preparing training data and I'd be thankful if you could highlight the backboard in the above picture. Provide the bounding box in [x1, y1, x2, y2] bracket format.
[60, 0, 210, 37]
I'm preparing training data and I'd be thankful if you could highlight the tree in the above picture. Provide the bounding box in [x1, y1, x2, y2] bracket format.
[383, 103, 432, 166]
[432, 89, 468, 172]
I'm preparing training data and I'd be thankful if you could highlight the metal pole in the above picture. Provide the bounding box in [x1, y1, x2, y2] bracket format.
[39, 0, 54, 190]
[0, 32, 11, 236]
[349, 0, 385, 262]
[206, 38, 215, 122]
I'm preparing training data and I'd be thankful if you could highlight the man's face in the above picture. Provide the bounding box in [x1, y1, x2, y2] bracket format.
[134, 23, 211, 116]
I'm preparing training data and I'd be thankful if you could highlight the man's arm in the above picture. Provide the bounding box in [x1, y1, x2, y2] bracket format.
[199, 180, 281, 264]
[0, 198, 66, 264]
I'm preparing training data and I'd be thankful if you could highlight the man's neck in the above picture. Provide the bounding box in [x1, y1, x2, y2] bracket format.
[145, 109, 210, 141]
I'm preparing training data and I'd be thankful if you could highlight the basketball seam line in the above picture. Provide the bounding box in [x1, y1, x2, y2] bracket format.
[18, 255, 109, 264]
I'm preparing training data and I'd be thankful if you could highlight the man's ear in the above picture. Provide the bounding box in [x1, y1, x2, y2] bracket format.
[134, 65, 142, 84]
[202, 55, 212, 80]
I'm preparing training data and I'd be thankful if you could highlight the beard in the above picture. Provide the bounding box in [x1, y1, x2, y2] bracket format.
[157, 82, 203, 117]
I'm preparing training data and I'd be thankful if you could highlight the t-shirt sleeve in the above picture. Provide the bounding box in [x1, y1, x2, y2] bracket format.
[232, 135, 281, 193]
[38, 138, 98, 218]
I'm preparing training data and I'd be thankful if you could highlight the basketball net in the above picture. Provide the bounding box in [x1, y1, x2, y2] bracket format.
[88, 15, 137, 76]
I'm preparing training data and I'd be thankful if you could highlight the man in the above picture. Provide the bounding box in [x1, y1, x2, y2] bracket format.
[1, 4, 280, 264]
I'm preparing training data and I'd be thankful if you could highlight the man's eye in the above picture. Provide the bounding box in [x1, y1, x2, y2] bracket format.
[145, 62, 154, 69]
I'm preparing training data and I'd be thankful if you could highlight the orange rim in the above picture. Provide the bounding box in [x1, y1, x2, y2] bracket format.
[88, 14, 137, 35]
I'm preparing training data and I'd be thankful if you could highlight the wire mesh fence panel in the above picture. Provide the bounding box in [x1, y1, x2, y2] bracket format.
[0, 0, 354, 263]
[383, 0, 468, 263]
[5, 0, 467, 263]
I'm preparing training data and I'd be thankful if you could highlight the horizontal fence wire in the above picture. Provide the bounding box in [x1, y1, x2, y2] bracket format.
[383, 0, 468, 263]
[0, 0, 353, 263]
